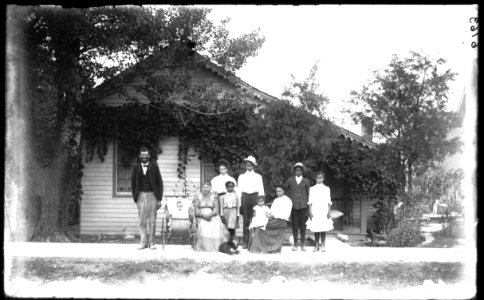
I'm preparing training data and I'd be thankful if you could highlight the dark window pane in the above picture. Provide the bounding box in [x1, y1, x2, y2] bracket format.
[115, 141, 137, 194]
[116, 164, 135, 193]
[202, 160, 217, 184]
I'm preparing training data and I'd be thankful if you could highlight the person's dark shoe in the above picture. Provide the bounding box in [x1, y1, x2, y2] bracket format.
[137, 244, 148, 250]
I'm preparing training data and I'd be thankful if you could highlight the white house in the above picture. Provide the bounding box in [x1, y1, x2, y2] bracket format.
[79, 55, 376, 238]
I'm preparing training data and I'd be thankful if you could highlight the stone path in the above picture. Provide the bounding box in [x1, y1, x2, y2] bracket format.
[4, 235, 475, 264]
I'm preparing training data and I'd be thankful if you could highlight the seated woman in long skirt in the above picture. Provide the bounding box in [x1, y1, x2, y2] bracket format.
[193, 182, 230, 251]
[249, 185, 293, 253]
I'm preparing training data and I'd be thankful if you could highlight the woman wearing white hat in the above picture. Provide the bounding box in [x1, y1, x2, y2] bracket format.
[237, 155, 265, 248]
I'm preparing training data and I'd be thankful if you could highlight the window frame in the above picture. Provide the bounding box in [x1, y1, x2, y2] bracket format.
[112, 137, 138, 198]
[200, 157, 217, 187]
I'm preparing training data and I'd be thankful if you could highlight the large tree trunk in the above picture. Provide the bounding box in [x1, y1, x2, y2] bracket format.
[28, 144, 80, 242]
[5, 10, 32, 241]
[395, 150, 406, 190]
[407, 159, 413, 193]
[31, 36, 84, 242]
[6, 7, 82, 242]
[6, 45, 81, 242]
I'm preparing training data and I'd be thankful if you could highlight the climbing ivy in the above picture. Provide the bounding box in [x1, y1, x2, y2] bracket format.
[325, 138, 401, 234]
[82, 88, 257, 177]
[82, 74, 402, 235]
[82, 102, 176, 166]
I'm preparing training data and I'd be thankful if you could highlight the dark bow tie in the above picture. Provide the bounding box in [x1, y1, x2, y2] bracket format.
[142, 164, 149, 167]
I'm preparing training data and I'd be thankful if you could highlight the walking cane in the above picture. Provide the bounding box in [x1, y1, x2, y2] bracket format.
[161, 200, 166, 251]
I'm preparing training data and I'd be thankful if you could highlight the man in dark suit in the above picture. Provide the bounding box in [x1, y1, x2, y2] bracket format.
[131, 146, 164, 250]
[285, 162, 311, 251]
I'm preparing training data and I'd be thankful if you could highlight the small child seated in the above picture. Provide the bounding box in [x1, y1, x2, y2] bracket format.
[249, 196, 270, 231]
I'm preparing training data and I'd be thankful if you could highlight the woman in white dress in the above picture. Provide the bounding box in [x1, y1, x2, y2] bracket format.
[306, 171, 333, 252]
[210, 159, 237, 208]
[193, 182, 230, 251]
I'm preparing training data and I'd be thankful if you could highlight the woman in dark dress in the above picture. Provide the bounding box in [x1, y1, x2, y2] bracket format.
[248, 186, 293, 253]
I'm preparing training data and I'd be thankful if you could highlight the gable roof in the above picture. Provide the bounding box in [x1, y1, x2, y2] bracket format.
[199, 57, 280, 103]
[195, 55, 376, 147]
[332, 124, 376, 148]
[89, 51, 375, 148]
[89, 51, 279, 104]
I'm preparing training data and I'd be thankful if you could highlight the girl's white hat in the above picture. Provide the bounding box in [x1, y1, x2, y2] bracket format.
[244, 155, 257, 166]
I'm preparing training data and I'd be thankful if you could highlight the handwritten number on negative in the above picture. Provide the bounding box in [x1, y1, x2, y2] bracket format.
[470, 17, 478, 48]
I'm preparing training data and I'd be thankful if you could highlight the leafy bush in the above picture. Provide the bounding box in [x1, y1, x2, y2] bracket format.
[386, 201, 424, 247]
[372, 196, 397, 235]
[386, 219, 423, 247]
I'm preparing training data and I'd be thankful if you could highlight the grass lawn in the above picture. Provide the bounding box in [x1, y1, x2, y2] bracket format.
[9, 256, 465, 289]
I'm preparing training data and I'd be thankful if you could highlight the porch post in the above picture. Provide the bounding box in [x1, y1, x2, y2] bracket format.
[360, 197, 367, 234]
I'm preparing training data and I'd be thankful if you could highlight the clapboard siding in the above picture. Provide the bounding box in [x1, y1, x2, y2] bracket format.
[80, 136, 201, 235]
[351, 198, 361, 226]
[82, 208, 139, 214]
[81, 203, 135, 209]
[191, 69, 234, 90]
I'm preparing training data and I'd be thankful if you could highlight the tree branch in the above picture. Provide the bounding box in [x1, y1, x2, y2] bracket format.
[195, 49, 229, 64]
[371, 109, 396, 139]
[415, 69, 427, 110]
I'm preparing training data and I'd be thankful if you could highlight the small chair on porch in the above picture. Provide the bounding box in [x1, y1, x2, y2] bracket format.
[330, 209, 344, 231]
[330, 198, 346, 232]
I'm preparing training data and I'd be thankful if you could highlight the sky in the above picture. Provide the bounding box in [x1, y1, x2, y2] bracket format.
[203, 5, 478, 134]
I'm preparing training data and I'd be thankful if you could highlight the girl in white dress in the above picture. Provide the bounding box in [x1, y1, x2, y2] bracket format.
[249, 196, 270, 231]
[306, 171, 333, 252]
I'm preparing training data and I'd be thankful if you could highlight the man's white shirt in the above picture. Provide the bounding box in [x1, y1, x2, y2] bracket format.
[237, 170, 265, 199]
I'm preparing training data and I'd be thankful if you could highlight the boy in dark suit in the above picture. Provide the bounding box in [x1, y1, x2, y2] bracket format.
[285, 162, 310, 251]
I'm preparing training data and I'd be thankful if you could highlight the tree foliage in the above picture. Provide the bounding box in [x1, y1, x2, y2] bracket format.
[349, 51, 461, 191]
[412, 162, 464, 213]
[325, 139, 401, 235]
[282, 62, 329, 117]
[249, 99, 338, 199]
[9, 5, 264, 241]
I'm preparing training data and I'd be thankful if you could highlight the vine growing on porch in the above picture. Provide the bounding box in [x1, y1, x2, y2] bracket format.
[82, 89, 257, 178]
[325, 137, 401, 234]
